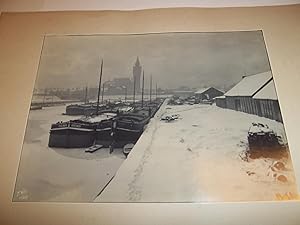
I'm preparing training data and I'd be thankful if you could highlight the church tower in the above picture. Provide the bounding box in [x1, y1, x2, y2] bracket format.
[133, 57, 142, 93]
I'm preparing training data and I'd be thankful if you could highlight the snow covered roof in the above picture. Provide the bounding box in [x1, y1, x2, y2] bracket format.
[253, 80, 278, 100]
[195, 87, 210, 94]
[82, 113, 117, 123]
[214, 95, 225, 99]
[225, 71, 273, 97]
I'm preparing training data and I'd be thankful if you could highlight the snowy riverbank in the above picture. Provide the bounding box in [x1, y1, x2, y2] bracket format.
[96, 103, 298, 202]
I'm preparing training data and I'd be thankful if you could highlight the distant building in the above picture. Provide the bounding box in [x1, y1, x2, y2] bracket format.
[111, 77, 132, 88]
[217, 71, 282, 122]
[103, 57, 143, 95]
[194, 87, 224, 100]
[105, 78, 132, 95]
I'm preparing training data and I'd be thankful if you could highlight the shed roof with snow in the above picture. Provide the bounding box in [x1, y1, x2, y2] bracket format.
[253, 79, 277, 100]
[195, 87, 210, 94]
[225, 71, 273, 97]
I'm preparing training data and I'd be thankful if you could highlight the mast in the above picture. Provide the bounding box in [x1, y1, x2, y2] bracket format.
[101, 83, 105, 104]
[155, 83, 158, 100]
[124, 86, 127, 103]
[84, 86, 88, 104]
[141, 70, 145, 108]
[133, 74, 136, 105]
[149, 75, 152, 104]
[96, 59, 103, 115]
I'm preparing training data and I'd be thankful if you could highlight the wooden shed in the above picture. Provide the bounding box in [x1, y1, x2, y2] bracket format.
[215, 95, 226, 108]
[253, 80, 283, 122]
[223, 71, 278, 119]
[195, 87, 224, 100]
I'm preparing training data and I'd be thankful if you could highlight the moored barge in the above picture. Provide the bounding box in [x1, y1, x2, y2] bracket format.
[113, 113, 151, 148]
[49, 112, 117, 148]
[48, 119, 97, 148]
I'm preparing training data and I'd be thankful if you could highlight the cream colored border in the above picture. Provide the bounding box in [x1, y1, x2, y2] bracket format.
[1, 0, 300, 11]
[1, 6, 300, 225]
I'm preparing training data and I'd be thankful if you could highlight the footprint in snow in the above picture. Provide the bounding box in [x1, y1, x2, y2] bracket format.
[187, 147, 192, 152]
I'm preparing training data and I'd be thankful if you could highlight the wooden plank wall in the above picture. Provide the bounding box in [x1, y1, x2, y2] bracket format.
[222, 96, 283, 122]
[215, 98, 226, 108]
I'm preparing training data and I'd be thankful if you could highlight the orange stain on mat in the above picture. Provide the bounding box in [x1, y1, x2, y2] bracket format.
[275, 192, 300, 201]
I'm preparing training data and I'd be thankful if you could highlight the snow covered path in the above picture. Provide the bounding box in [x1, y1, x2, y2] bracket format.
[96, 104, 298, 202]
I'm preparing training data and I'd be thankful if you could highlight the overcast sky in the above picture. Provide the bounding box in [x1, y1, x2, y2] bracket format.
[36, 31, 271, 90]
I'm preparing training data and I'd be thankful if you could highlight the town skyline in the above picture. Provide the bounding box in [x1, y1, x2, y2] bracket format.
[35, 31, 271, 91]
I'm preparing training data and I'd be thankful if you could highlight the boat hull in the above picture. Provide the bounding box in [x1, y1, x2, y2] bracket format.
[65, 105, 85, 115]
[48, 123, 96, 148]
[113, 116, 149, 148]
[114, 128, 143, 148]
[95, 120, 113, 147]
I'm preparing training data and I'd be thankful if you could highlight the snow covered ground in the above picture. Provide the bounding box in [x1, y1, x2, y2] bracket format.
[13, 105, 125, 202]
[96, 102, 298, 202]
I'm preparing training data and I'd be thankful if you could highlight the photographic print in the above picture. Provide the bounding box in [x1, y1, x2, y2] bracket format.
[13, 31, 298, 202]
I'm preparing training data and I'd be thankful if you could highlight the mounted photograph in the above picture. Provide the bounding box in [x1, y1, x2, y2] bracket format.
[13, 31, 298, 202]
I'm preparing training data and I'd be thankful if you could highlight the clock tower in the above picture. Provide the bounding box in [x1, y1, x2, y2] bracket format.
[133, 57, 142, 93]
